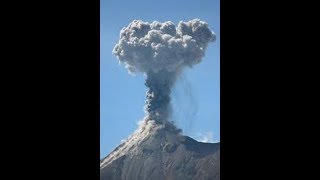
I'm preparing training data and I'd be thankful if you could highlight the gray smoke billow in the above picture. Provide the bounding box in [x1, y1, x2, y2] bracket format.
[113, 19, 215, 124]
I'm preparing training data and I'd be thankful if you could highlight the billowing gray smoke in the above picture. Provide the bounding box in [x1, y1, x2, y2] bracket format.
[113, 19, 215, 123]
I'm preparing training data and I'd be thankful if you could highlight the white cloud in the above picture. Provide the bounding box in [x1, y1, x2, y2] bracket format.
[197, 131, 214, 143]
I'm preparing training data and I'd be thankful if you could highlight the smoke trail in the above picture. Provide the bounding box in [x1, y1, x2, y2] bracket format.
[171, 72, 198, 133]
[113, 19, 215, 123]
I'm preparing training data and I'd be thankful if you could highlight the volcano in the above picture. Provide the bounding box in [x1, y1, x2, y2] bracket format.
[102, 19, 219, 180]
[100, 120, 220, 180]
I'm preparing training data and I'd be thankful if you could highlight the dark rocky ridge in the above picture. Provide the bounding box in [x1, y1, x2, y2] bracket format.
[100, 121, 220, 180]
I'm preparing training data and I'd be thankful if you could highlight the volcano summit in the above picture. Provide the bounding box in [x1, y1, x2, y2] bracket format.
[100, 120, 220, 180]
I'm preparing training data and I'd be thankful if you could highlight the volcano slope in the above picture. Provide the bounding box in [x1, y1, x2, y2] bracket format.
[100, 120, 220, 180]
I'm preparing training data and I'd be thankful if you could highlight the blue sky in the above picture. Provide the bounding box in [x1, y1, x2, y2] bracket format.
[100, 0, 220, 159]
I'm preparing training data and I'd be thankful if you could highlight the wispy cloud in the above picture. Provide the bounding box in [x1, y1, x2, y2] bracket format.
[196, 131, 216, 143]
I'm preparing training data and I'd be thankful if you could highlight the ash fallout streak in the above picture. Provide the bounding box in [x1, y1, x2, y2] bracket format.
[113, 19, 216, 124]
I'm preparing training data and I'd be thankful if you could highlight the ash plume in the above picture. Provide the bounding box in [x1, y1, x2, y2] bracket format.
[113, 19, 215, 123]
